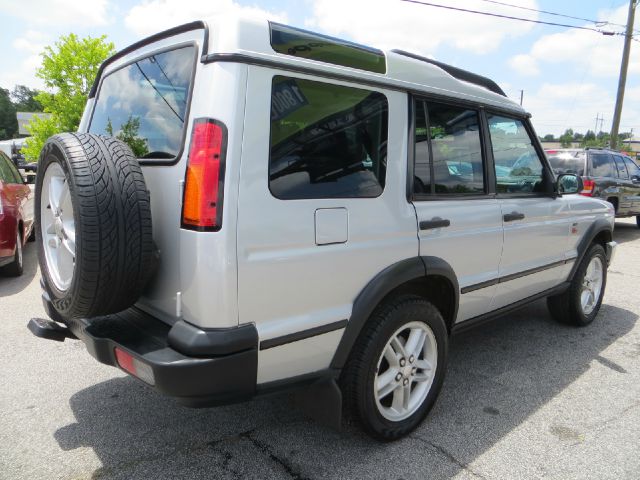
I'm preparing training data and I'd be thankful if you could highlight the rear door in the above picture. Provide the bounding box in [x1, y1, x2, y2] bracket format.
[411, 99, 503, 322]
[588, 151, 618, 201]
[0, 153, 30, 256]
[613, 154, 635, 215]
[237, 69, 417, 383]
[487, 114, 571, 310]
[621, 157, 640, 214]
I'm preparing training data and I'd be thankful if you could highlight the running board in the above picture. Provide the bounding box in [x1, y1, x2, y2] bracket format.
[27, 317, 76, 342]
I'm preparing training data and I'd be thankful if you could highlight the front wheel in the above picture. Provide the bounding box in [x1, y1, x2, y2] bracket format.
[340, 295, 448, 441]
[547, 243, 607, 326]
[2, 229, 24, 277]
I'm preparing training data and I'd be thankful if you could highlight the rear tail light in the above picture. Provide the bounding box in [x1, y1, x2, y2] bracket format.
[181, 118, 228, 231]
[580, 179, 595, 196]
[114, 347, 155, 385]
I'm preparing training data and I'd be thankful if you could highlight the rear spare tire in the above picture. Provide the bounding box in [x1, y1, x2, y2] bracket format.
[36, 133, 153, 320]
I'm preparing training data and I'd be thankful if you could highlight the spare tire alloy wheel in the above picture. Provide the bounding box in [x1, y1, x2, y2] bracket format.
[41, 162, 75, 291]
[36, 133, 154, 320]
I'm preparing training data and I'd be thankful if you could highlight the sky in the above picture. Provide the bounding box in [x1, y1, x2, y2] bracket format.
[0, 0, 638, 138]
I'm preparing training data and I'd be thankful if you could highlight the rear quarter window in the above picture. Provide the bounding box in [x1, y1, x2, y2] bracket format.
[547, 154, 585, 176]
[269, 76, 388, 200]
[89, 45, 196, 160]
[590, 153, 615, 177]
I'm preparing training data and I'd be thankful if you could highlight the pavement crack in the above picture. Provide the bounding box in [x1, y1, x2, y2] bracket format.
[241, 431, 309, 480]
[410, 435, 487, 480]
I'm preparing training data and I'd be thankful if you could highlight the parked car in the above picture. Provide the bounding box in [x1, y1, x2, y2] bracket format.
[546, 148, 640, 227]
[29, 16, 617, 441]
[0, 150, 34, 276]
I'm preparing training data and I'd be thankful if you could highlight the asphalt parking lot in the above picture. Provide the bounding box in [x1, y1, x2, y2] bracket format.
[1, 219, 639, 480]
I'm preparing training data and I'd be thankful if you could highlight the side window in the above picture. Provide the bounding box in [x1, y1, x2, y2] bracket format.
[413, 101, 431, 193]
[487, 114, 547, 194]
[424, 101, 484, 195]
[0, 154, 16, 183]
[623, 157, 640, 179]
[269, 76, 388, 200]
[614, 156, 629, 179]
[5, 156, 23, 184]
[590, 153, 615, 177]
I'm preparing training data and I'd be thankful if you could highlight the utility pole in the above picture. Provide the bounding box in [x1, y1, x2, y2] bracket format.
[595, 113, 601, 135]
[610, 0, 636, 150]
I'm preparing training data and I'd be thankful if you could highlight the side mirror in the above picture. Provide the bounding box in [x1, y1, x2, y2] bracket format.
[557, 173, 583, 195]
[632, 175, 640, 184]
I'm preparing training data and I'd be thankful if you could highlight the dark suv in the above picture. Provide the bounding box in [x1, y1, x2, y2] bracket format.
[546, 148, 640, 227]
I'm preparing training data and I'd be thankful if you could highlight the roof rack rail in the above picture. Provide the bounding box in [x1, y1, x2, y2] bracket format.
[391, 49, 506, 97]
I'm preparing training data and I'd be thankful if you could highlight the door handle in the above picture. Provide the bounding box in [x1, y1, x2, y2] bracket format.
[420, 217, 451, 230]
[503, 211, 525, 222]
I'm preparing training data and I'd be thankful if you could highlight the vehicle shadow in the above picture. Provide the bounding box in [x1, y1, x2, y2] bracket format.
[0, 242, 38, 297]
[54, 301, 638, 480]
[613, 220, 639, 245]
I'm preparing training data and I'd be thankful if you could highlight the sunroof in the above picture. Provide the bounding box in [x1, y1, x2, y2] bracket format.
[269, 23, 386, 74]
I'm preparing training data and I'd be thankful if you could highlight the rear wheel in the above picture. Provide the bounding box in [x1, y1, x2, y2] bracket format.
[547, 244, 607, 326]
[3, 229, 24, 277]
[341, 295, 448, 441]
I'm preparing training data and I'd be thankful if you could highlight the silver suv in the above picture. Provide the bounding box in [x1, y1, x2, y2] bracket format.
[29, 16, 617, 440]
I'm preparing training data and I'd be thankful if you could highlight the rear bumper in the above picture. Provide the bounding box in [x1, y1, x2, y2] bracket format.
[42, 293, 258, 407]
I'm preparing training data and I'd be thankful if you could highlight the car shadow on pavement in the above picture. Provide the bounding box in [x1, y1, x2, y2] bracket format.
[54, 301, 638, 480]
[0, 243, 38, 298]
[613, 220, 639, 245]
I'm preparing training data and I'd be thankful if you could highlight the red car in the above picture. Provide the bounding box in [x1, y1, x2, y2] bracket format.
[0, 150, 34, 276]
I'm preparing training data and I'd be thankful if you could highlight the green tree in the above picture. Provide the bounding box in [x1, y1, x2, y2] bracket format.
[0, 88, 18, 140]
[582, 130, 597, 147]
[542, 134, 556, 142]
[559, 128, 574, 148]
[11, 85, 42, 112]
[105, 116, 149, 157]
[22, 34, 115, 161]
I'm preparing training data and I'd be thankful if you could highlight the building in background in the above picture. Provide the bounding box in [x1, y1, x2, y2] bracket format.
[16, 112, 51, 136]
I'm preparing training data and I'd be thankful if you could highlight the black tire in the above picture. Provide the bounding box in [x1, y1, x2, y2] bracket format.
[3, 229, 24, 277]
[340, 295, 448, 441]
[547, 244, 607, 327]
[636, 215, 639, 228]
[35, 133, 154, 320]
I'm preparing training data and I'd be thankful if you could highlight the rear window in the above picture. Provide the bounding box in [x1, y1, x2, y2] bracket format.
[89, 46, 196, 159]
[590, 153, 615, 177]
[547, 153, 586, 176]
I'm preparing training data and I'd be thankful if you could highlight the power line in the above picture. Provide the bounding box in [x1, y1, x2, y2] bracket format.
[399, 0, 625, 36]
[475, 0, 640, 33]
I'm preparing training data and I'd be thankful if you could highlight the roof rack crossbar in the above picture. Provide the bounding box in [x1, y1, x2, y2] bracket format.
[391, 49, 506, 97]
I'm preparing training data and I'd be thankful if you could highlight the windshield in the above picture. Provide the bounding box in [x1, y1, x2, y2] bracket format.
[89, 46, 195, 160]
[547, 153, 585, 176]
